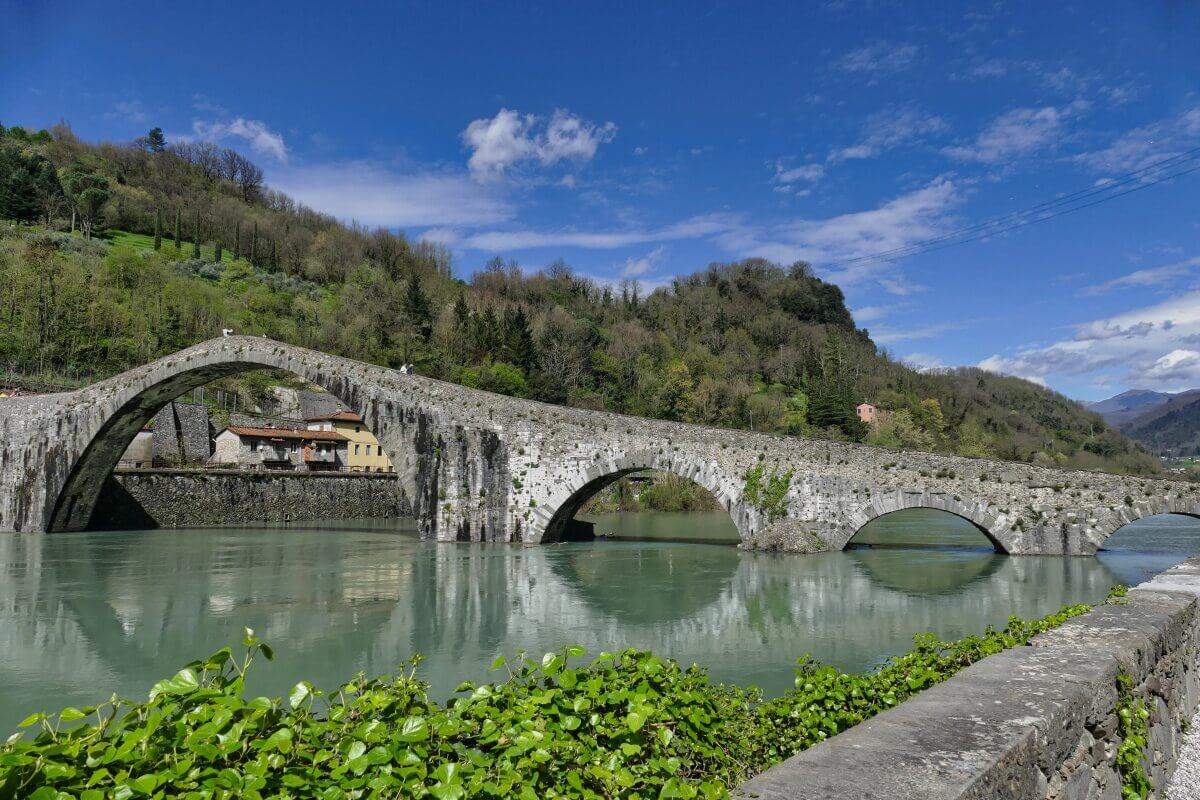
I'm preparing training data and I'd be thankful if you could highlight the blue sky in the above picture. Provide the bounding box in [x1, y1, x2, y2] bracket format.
[3, 0, 1199, 400]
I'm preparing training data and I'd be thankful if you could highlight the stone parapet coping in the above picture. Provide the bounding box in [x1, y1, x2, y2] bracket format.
[736, 557, 1200, 800]
[112, 468, 399, 480]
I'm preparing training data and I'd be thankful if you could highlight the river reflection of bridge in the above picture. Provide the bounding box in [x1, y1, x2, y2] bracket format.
[0, 520, 1130, 729]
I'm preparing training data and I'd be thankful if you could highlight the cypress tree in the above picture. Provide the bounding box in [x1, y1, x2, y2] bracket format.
[251, 221, 258, 266]
[233, 221, 241, 260]
[453, 295, 470, 334]
[192, 215, 201, 259]
[405, 274, 432, 341]
[213, 240, 222, 264]
[507, 307, 536, 372]
[173, 208, 181, 249]
[153, 208, 162, 251]
[270, 239, 277, 269]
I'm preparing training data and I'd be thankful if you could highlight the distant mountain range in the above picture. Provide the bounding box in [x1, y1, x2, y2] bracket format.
[1088, 389, 1200, 456]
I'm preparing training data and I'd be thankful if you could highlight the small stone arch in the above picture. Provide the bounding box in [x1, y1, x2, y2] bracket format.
[841, 489, 1011, 553]
[530, 448, 751, 543]
[1089, 498, 1200, 550]
[45, 337, 410, 532]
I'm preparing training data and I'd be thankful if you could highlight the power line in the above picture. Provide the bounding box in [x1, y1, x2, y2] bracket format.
[822, 146, 1200, 271]
[837, 161, 1200, 270]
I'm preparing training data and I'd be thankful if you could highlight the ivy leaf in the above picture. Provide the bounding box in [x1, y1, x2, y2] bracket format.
[150, 668, 199, 698]
[397, 716, 429, 742]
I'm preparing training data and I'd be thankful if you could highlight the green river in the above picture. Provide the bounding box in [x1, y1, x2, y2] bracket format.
[1, 509, 1198, 731]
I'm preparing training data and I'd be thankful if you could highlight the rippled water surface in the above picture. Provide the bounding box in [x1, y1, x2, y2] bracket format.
[2, 510, 1198, 730]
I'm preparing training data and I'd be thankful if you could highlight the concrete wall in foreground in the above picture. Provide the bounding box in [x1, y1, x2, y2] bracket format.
[738, 558, 1200, 800]
[92, 470, 408, 529]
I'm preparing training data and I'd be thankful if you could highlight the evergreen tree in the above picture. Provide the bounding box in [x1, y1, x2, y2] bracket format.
[474, 306, 500, 355]
[270, 239, 277, 269]
[192, 215, 201, 259]
[153, 208, 162, 251]
[146, 128, 166, 153]
[0, 144, 41, 222]
[251, 222, 258, 266]
[453, 295, 470, 333]
[404, 274, 432, 340]
[505, 307, 536, 372]
[233, 221, 241, 260]
[213, 241, 222, 264]
[173, 208, 181, 249]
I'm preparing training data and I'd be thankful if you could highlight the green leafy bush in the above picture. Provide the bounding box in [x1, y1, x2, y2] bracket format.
[1, 607, 1090, 799]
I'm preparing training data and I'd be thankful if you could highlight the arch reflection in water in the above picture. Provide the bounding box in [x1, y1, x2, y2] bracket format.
[0, 516, 1186, 731]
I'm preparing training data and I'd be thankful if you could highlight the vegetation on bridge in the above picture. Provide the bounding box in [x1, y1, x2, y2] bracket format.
[0, 122, 1158, 476]
[0, 605, 1092, 799]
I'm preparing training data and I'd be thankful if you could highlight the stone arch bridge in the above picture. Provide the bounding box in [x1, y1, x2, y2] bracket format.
[1, 336, 1195, 554]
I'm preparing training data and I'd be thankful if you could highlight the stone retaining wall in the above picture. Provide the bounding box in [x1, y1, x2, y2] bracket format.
[92, 469, 407, 528]
[737, 558, 1200, 800]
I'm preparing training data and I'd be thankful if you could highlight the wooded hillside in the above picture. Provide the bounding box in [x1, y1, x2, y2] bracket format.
[0, 122, 1161, 476]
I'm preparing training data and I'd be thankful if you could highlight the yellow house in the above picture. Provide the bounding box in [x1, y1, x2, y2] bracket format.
[305, 411, 393, 472]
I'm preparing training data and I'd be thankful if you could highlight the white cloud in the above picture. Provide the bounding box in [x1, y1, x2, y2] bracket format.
[462, 108, 616, 180]
[193, 117, 289, 162]
[1073, 106, 1200, 176]
[619, 246, 666, 278]
[828, 108, 947, 163]
[944, 103, 1086, 163]
[968, 59, 1008, 78]
[104, 99, 149, 125]
[877, 276, 926, 296]
[271, 162, 513, 228]
[419, 227, 461, 246]
[1140, 349, 1200, 385]
[457, 213, 741, 251]
[852, 304, 899, 323]
[718, 178, 961, 285]
[1079, 258, 1200, 296]
[837, 42, 919, 75]
[979, 284, 1200, 389]
[871, 322, 962, 345]
[191, 94, 228, 115]
[633, 146, 648, 156]
[772, 161, 825, 185]
[902, 352, 948, 372]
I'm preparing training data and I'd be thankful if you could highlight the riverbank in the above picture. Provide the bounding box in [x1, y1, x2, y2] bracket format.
[0, 601, 1094, 798]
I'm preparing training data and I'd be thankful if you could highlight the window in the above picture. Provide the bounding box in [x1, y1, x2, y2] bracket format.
[355, 426, 361, 433]
[354, 444, 360, 455]
[249, 440, 258, 452]
[365, 445, 372, 456]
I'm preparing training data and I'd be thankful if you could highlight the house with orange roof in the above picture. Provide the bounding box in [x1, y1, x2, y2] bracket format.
[209, 424, 348, 471]
[305, 410, 393, 473]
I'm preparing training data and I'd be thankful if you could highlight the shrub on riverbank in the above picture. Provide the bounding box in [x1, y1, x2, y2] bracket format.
[582, 472, 723, 514]
[0, 606, 1090, 799]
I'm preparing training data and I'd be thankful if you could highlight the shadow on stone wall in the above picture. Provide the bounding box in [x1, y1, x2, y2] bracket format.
[89, 477, 160, 530]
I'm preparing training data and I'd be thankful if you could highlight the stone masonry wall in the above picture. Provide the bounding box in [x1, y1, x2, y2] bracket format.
[96, 470, 407, 528]
[737, 558, 1200, 800]
[150, 401, 212, 464]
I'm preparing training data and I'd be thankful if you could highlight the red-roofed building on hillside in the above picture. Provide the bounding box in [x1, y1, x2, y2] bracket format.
[306, 410, 393, 473]
[210, 425, 349, 471]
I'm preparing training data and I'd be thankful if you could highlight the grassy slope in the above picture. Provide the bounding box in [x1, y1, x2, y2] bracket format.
[106, 228, 235, 262]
